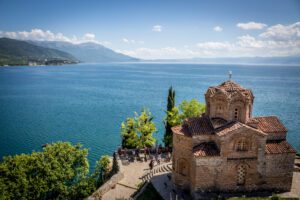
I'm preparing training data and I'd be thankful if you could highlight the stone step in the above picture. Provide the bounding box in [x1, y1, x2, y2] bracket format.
[167, 165, 172, 171]
[163, 165, 168, 172]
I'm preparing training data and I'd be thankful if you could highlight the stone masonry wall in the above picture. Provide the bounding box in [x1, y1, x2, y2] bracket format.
[172, 133, 193, 191]
[265, 153, 295, 191]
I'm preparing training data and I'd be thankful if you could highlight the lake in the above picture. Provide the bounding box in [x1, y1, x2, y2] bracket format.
[0, 63, 299, 170]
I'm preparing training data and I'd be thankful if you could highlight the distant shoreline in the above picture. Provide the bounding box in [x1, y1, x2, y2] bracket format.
[1, 61, 300, 67]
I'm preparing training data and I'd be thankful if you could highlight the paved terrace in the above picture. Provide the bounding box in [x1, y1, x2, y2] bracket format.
[102, 151, 175, 200]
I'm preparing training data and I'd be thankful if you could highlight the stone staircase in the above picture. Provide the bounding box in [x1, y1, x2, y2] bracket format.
[140, 163, 172, 182]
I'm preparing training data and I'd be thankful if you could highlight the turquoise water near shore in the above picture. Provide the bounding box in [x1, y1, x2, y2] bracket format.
[0, 63, 300, 170]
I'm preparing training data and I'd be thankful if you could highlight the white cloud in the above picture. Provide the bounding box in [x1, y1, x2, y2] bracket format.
[237, 35, 264, 48]
[122, 38, 130, 43]
[119, 22, 300, 59]
[197, 42, 232, 49]
[0, 29, 110, 45]
[259, 22, 300, 40]
[0, 29, 72, 42]
[116, 47, 214, 59]
[83, 33, 96, 41]
[213, 26, 223, 32]
[152, 25, 162, 32]
[1, 22, 300, 59]
[122, 38, 144, 44]
[237, 22, 267, 30]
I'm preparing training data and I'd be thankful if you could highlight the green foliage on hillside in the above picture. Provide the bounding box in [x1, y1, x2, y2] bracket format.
[0, 38, 78, 66]
[121, 109, 157, 148]
[0, 142, 98, 200]
[32, 40, 139, 63]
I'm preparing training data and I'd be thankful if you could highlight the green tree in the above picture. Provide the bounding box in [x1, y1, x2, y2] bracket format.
[163, 87, 176, 147]
[0, 142, 94, 200]
[121, 117, 139, 149]
[166, 99, 206, 129]
[111, 152, 119, 175]
[166, 107, 181, 127]
[136, 109, 157, 148]
[179, 99, 206, 120]
[121, 109, 157, 149]
[93, 155, 110, 186]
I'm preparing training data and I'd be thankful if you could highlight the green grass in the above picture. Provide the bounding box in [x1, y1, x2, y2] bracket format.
[227, 197, 299, 200]
[136, 182, 164, 200]
[227, 198, 269, 200]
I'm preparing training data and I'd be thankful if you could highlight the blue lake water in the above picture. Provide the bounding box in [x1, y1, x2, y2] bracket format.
[0, 63, 300, 171]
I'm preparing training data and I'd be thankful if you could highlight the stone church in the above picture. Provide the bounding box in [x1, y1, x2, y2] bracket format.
[171, 80, 296, 197]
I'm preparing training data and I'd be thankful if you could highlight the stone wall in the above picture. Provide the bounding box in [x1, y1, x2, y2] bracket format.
[266, 132, 286, 140]
[265, 153, 295, 191]
[217, 158, 262, 191]
[172, 133, 193, 191]
[190, 126, 269, 194]
[191, 156, 223, 192]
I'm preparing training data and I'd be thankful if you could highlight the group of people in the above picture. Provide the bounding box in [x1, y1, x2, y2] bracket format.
[117, 145, 172, 165]
[149, 152, 164, 170]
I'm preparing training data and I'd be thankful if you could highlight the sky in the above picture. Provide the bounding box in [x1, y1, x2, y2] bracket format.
[0, 0, 300, 59]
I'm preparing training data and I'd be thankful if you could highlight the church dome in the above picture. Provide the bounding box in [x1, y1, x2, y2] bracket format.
[205, 80, 254, 123]
[206, 80, 254, 100]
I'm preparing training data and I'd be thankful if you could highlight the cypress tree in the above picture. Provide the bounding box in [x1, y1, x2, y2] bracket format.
[163, 86, 175, 147]
[111, 152, 119, 175]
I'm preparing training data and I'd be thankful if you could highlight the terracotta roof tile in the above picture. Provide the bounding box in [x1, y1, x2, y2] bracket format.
[265, 140, 297, 154]
[253, 116, 287, 133]
[184, 116, 214, 136]
[215, 121, 244, 136]
[208, 80, 253, 98]
[211, 117, 228, 129]
[171, 124, 191, 137]
[193, 142, 220, 157]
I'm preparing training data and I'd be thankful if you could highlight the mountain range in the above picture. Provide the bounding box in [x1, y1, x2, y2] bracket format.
[1, 37, 300, 66]
[0, 38, 78, 66]
[0, 38, 138, 66]
[30, 40, 139, 63]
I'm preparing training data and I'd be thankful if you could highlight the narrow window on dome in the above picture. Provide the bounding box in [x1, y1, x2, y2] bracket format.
[234, 108, 238, 120]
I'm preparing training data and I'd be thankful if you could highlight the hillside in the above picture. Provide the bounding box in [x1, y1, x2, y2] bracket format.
[31, 41, 139, 63]
[0, 38, 78, 66]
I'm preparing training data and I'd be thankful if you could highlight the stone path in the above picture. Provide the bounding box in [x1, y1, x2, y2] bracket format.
[279, 172, 300, 198]
[102, 161, 148, 200]
[102, 159, 173, 200]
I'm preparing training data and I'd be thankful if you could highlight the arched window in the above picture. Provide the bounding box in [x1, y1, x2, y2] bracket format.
[236, 139, 248, 151]
[177, 159, 188, 176]
[216, 104, 222, 114]
[237, 165, 247, 185]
